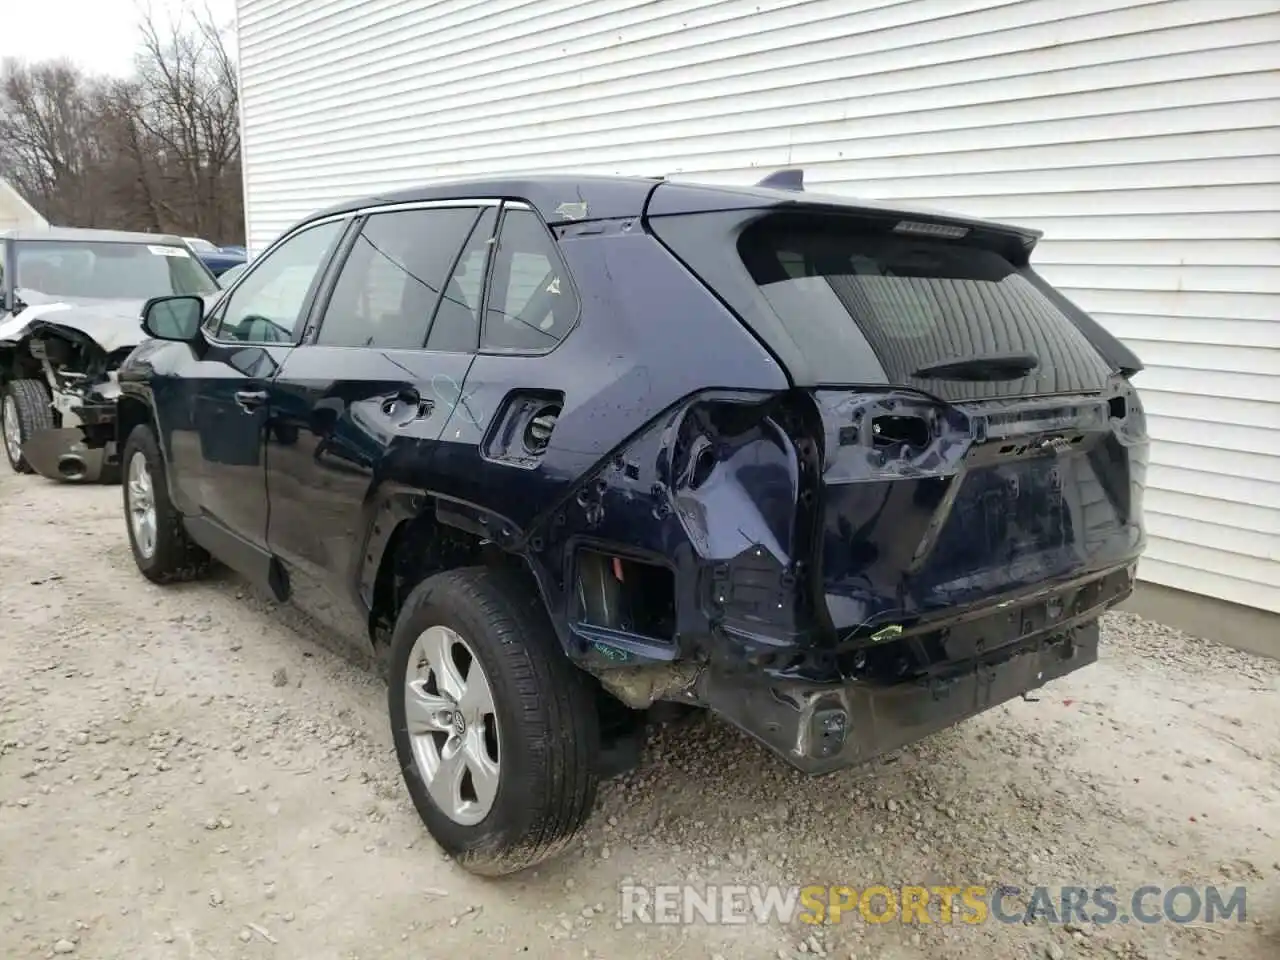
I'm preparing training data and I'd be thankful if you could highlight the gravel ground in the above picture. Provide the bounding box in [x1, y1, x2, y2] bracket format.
[2, 472, 1278, 960]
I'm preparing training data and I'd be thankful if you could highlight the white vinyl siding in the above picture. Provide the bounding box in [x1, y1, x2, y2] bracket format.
[236, 0, 1280, 613]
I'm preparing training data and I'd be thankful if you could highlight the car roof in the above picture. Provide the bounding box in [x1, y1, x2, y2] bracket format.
[305, 174, 662, 227]
[296, 170, 1039, 241]
[0, 226, 188, 245]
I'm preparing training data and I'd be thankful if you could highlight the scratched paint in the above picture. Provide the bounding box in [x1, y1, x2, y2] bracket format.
[430, 373, 484, 428]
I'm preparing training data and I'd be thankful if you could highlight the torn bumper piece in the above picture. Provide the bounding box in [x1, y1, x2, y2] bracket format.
[21, 402, 117, 483]
[701, 620, 1099, 776]
[695, 561, 1135, 775]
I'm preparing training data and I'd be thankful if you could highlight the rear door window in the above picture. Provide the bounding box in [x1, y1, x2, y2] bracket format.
[318, 207, 479, 350]
[738, 214, 1112, 399]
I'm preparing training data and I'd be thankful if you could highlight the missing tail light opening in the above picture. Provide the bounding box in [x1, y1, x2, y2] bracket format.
[871, 414, 931, 449]
[575, 549, 676, 643]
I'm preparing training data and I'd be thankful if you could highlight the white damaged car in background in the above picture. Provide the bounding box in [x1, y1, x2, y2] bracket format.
[0, 228, 222, 482]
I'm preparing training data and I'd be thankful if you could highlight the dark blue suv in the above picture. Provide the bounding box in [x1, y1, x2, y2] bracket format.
[115, 171, 1148, 876]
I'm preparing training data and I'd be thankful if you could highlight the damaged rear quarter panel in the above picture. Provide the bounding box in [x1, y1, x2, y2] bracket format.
[405, 220, 796, 665]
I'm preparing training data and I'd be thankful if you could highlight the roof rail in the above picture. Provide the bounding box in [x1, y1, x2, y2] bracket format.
[756, 168, 804, 192]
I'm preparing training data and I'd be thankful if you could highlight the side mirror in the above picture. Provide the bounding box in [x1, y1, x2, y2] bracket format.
[141, 295, 204, 343]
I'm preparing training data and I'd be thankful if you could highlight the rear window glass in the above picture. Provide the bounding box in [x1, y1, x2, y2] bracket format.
[738, 215, 1112, 399]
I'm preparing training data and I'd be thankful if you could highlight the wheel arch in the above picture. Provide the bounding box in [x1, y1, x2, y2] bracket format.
[365, 491, 649, 781]
[116, 393, 153, 451]
[363, 492, 543, 653]
[116, 392, 185, 507]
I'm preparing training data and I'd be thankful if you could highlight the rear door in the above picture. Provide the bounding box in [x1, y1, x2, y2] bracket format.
[412, 202, 583, 528]
[264, 201, 494, 637]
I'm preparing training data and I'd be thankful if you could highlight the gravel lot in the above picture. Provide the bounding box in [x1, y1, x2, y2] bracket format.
[2, 470, 1278, 960]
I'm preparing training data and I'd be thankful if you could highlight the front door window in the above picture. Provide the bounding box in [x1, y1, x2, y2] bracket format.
[215, 221, 346, 344]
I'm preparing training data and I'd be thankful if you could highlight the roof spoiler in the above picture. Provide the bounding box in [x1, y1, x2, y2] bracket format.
[756, 168, 804, 192]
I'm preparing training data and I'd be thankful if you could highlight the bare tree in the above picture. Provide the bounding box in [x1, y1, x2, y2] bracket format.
[0, 1, 243, 243]
[96, 78, 167, 232]
[0, 59, 111, 226]
[133, 1, 242, 242]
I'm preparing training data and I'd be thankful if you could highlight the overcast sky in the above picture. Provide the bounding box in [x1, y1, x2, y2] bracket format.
[2, 0, 237, 78]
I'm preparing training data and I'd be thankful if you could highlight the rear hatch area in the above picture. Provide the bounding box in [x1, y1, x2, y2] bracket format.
[648, 198, 1148, 657]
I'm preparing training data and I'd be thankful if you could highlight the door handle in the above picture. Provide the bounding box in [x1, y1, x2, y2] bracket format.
[234, 389, 269, 411]
[381, 389, 434, 423]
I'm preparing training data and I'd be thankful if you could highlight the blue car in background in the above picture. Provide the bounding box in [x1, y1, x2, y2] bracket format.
[183, 237, 246, 277]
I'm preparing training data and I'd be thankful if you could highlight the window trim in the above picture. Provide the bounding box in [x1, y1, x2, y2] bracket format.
[205, 216, 354, 347]
[204, 197, 514, 350]
[350, 198, 501, 217]
[477, 201, 582, 357]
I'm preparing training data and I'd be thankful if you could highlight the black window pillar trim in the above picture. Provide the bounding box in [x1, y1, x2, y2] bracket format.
[419, 206, 492, 352]
[476, 202, 514, 353]
[299, 215, 365, 346]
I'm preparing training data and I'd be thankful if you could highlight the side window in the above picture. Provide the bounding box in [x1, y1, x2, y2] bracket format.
[425, 207, 496, 352]
[216, 220, 344, 344]
[481, 207, 578, 352]
[318, 207, 478, 350]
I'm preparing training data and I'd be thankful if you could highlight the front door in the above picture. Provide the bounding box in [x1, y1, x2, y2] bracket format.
[265, 203, 496, 641]
[187, 218, 349, 564]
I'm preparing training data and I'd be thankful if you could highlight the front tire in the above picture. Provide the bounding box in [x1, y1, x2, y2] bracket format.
[2, 379, 55, 474]
[388, 566, 600, 876]
[121, 424, 212, 583]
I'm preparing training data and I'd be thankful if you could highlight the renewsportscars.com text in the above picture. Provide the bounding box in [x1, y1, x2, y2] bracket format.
[618, 883, 1247, 926]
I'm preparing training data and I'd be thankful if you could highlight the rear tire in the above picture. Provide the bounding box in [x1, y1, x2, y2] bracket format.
[121, 423, 212, 583]
[2, 379, 55, 474]
[388, 566, 600, 876]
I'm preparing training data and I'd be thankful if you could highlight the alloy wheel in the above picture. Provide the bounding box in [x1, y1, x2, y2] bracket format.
[404, 625, 501, 826]
[127, 451, 158, 559]
[2, 395, 21, 466]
